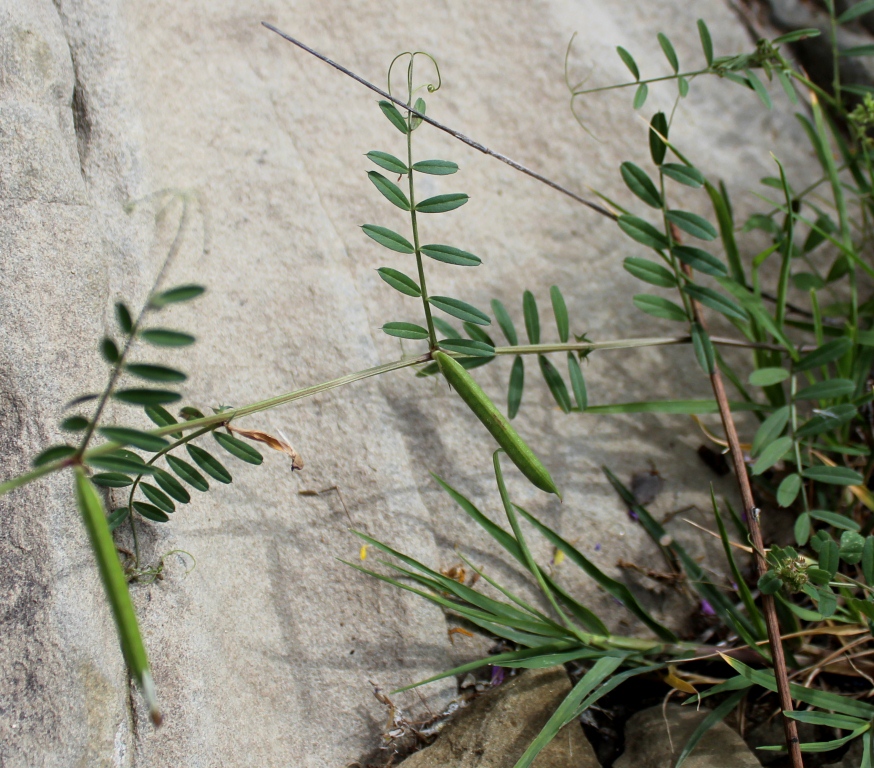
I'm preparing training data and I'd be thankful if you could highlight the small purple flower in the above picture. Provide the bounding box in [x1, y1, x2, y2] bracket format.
[627, 509, 639, 521]
[594, 543, 602, 552]
[490, 666, 506, 687]
[700, 599, 716, 616]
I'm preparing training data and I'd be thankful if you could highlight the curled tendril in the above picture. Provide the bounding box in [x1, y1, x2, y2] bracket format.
[387, 51, 441, 105]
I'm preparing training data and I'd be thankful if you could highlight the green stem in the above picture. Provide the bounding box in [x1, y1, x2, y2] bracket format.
[406, 120, 438, 350]
[574, 69, 709, 96]
[789, 374, 809, 512]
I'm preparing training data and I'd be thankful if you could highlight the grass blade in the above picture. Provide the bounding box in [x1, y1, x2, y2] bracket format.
[515, 505, 677, 642]
[675, 690, 746, 768]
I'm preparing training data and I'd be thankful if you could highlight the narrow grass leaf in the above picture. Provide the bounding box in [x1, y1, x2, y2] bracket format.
[412, 159, 458, 175]
[518, 506, 677, 641]
[150, 284, 205, 308]
[513, 657, 627, 768]
[377, 267, 420, 297]
[214, 432, 263, 465]
[587, 399, 764, 415]
[618, 215, 669, 249]
[568, 354, 587, 411]
[620, 162, 662, 208]
[623, 258, 677, 287]
[616, 46, 639, 80]
[713, 494, 766, 637]
[633, 294, 687, 322]
[166, 454, 208, 491]
[492, 299, 518, 345]
[429, 296, 490, 325]
[140, 329, 195, 347]
[74, 468, 159, 723]
[722, 655, 874, 718]
[416, 193, 468, 214]
[539, 356, 572, 413]
[667, 210, 718, 240]
[550, 286, 569, 343]
[366, 150, 407, 174]
[382, 322, 430, 340]
[362, 225, 415, 254]
[676, 691, 746, 768]
[523, 290, 540, 343]
[606, 469, 761, 649]
[437, 339, 495, 358]
[368, 171, 410, 210]
[508, 356, 524, 419]
[421, 244, 481, 266]
[186, 445, 231, 484]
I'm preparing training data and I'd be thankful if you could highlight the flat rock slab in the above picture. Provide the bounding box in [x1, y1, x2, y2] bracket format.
[615, 704, 761, 768]
[401, 667, 599, 768]
[1, 0, 826, 766]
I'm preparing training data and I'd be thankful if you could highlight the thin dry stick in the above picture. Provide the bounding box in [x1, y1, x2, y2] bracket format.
[261, 23, 617, 221]
[682, 263, 803, 768]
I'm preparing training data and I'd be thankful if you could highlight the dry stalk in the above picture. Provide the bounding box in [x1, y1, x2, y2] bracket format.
[682, 262, 803, 767]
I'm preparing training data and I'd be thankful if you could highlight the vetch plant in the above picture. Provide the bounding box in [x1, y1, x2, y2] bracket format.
[6, 13, 874, 766]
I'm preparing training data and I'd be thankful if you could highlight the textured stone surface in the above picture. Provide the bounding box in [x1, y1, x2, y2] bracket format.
[0, 1, 824, 766]
[615, 704, 761, 768]
[401, 667, 599, 768]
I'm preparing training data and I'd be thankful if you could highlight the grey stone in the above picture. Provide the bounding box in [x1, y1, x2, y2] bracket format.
[0, 0, 827, 766]
[615, 704, 761, 768]
[400, 667, 599, 768]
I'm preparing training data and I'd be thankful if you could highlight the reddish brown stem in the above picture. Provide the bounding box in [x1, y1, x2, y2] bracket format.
[683, 264, 803, 767]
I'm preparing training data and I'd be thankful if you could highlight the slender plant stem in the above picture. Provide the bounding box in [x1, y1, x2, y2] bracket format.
[0, 333, 795, 498]
[405, 111, 438, 349]
[682, 263, 803, 768]
[76, 196, 191, 457]
[260, 23, 617, 221]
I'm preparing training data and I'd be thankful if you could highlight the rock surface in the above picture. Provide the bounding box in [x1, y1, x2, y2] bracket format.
[0, 1, 824, 766]
[615, 704, 761, 768]
[400, 667, 599, 768]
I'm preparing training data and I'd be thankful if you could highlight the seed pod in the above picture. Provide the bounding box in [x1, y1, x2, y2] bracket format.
[433, 351, 560, 497]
